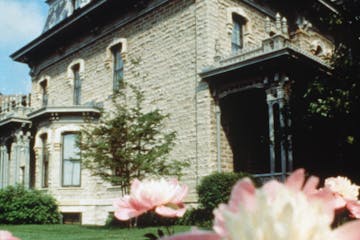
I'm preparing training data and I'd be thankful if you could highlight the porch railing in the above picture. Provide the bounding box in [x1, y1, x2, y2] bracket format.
[0, 94, 31, 121]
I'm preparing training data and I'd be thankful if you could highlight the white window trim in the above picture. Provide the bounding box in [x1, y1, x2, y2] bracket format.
[67, 59, 85, 86]
[104, 38, 127, 69]
[37, 75, 51, 101]
[226, 7, 251, 36]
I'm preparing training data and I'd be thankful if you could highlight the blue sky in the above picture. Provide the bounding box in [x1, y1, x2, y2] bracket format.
[0, 0, 48, 94]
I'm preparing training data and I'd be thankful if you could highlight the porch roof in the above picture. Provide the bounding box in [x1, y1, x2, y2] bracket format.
[200, 35, 332, 82]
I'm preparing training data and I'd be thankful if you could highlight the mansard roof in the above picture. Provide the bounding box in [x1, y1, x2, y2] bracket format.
[10, 0, 167, 64]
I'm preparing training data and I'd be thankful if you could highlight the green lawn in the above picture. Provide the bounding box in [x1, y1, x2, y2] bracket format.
[0, 225, 191, 240]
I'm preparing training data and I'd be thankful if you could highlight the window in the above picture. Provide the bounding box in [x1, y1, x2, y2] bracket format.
[40, 80, 48, 107]
[72, 0, 82, 10]
[62, 212, 82, 224]
[41, 134, 49, 188]
[112, 45, 124, 91]
[20, 167, 25, 185]
[231, 14, 245, 53]
[72, 0, 90, 10]
[73, 64, 81, 105]
[62, 133, 81, 187]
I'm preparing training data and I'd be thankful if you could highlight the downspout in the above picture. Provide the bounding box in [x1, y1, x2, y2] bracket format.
[194, 0, 199, 186]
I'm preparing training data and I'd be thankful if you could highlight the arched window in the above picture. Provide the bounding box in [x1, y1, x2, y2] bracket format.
[227, 8, 250, 54]
[105, 38, 127, 92]
[67, 59, 85, 105]
[40, 80, 48, 107]
[231, 14, 246, 53]
[72, 64, 81, 105]
[111, 44, 124, 91]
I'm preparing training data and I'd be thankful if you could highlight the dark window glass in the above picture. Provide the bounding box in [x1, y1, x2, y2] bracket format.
[232, 15, 245, 53]
[40, 80, 48, 107]
[73, 65, 81, 105]
[41, 134, 49, 188]
[62, 212, 82, 224]
[112, 45, 124, 91]
[62, 133, 81, 187]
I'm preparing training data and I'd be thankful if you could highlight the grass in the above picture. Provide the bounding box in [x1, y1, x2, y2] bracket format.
[0, 224, 191, 240]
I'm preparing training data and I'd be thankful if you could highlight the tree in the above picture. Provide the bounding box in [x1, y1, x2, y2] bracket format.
[79, 84, 188, 194]
[296, 0, 360, 180]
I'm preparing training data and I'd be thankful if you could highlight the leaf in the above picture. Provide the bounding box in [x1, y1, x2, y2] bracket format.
[144, 233, 158, 240]
[157, 229, 165, 237]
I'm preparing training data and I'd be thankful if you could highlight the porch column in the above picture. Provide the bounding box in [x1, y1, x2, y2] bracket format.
[0, 145, 4, 188]
[287, 115, 294, 172]
[266, 74, 293, 180]
[22, 132, 31, 188]
[278, 93, 287, 179]
[10, 142, 19, 185]
[266, 90, 276, 174]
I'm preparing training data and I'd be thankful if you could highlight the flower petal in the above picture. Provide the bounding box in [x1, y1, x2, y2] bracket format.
[285, 168, 305, 191]
[155, 205, 186, 218]
[228, 178, 256, 211]
[333, 220, 360, 240]
[302, 176, 320, 195]
[346, 200, 360, 219]
[0, 231, 20, 240]
[213, 204, 228, 238]
[113, 197, 147, 221]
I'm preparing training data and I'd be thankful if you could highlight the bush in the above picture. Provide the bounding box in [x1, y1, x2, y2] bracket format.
[0, 185, 60, 224]
[176, 208, 212, 228]
[106, 211, 177, 228]
[197, 172, 252, 213]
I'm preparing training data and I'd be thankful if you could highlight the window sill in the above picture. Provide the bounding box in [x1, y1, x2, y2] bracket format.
[57, 187, 83, 190]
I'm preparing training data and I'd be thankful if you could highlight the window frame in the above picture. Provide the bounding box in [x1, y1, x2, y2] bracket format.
[111, 44, 124, 92]
[72, 64, 81, 106]
[40, 80, 48, 107]
[61, 132, 81, 187]
[41, 134, 49, 188]
[231, 14, 246, 53]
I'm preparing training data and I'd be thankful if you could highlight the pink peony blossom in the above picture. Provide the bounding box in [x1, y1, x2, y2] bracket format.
[114, 178, 188, 221]
[324, 176, 360, 219]
[0, 231, 20, 240]
[162, 169, 360, 240]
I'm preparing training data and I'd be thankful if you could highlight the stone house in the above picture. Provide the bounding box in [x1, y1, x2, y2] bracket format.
[1, 0, 335, 225]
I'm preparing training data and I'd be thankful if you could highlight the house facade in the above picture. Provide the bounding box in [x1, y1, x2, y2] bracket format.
[1, 0, 334, 225]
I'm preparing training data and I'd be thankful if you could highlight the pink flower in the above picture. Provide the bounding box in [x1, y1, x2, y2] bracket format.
[114, 178, 188, 221]
[163, 169, 360, 240]
[324, 176, 360, 218]
[0, 231, 20, 240]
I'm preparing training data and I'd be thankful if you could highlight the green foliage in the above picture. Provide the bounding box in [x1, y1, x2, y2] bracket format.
[79, 84, 188, 194]
[0, 185, 60, 224]
[197, 172, 252, 212]
[106, 212, 177, 228]
[176, 208, 213, 228]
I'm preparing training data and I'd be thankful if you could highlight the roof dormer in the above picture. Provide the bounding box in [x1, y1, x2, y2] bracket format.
[43, 0, 92, 32]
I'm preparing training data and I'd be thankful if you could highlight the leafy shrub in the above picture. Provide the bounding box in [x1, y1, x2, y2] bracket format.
[0, 185, 60, 224]
[176, 208, 212, 228]
[106, 211, 177, 228]
[197, 172, 252, 213]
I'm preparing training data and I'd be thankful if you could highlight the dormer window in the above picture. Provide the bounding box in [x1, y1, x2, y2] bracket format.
[72, 0, 91, 10]
[232, 14, 246, 53]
